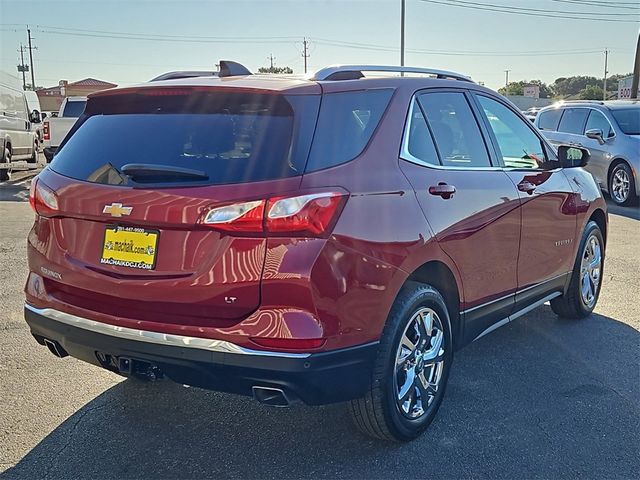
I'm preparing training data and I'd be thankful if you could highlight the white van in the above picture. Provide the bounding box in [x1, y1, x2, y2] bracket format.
[1, 71, 38, 181]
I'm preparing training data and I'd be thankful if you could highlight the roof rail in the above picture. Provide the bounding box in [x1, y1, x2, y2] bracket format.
[150, 71, 218, 82]
[561, 100, 605, 105]
[310, 65, 473, 82]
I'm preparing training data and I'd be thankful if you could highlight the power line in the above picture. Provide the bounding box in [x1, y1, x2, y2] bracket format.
[418, 0, 639, 22]
[551, 0, 640, 10]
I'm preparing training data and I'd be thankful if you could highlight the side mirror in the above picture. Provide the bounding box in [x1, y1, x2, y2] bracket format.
[29, 110, 41, 123]
[558, 145, 590, 168]
[585, 128, 605, 145]
[41, 112, 47, 120]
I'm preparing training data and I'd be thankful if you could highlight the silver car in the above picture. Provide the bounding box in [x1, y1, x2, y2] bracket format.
[535, 100, 639, 206]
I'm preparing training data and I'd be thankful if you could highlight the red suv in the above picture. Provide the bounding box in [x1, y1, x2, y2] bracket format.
[24, 62, 607, 441]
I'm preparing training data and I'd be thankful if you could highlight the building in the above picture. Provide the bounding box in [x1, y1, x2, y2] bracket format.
[36, 78, 117, 111]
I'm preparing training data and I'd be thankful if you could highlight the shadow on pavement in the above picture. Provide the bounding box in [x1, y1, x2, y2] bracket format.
[0, 183, 30, 203]
[3, 307, 639, 480]
[605, 197, 640, 221]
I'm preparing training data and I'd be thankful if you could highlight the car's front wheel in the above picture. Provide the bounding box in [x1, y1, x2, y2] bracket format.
[609, 162, 638, 206]
[0, 147, 11, 182]
[551, 221, 604, 319]
[348, 282, 453, 441]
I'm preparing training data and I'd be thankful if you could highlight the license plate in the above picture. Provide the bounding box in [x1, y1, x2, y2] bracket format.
[100, 225, 159, 270]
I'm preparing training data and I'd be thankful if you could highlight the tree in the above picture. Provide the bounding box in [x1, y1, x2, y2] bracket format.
[579, 84, 604, 100]
[498, 80, 553, 98]
[258, 66, 293, 74]
[552, 76, 601, 97]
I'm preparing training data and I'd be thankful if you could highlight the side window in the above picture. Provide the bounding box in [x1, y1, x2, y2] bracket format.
[417, 92, 491, 168]
[476, 95, 547, 169]
[537, 109, 562, 131]
[585, 110, 613, 138]
[406, 100, 439, 166]
[306, 89, 393, 172]
[558, 108, 589, 135]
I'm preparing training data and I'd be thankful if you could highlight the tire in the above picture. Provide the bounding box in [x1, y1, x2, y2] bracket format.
[0, 147, 11, 182]
[551, 221, 604, 319]
[348, 282, 453, 441]
[27, 141, 38, 164]
[608, 162, 638, 206]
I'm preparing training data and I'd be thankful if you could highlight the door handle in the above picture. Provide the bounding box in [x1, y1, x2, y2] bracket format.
[517, 181, 536, 194]
[428, 183, 456, 199]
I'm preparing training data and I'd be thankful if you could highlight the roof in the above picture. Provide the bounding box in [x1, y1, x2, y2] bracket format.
[69, 78, 117, 87]
[541, 99, 640, 112]
[602, 100, 640, 110]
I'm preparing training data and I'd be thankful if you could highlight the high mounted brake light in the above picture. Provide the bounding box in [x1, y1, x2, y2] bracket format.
[199, 192, 347, 237]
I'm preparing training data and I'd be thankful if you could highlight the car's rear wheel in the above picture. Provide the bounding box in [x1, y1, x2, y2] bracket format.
[348, 282, 453, 441]
[0, 147, 11, 182]
[608, 162, 637, 206]
[27, 141, 38, 164]
[551, 221, 604, 319]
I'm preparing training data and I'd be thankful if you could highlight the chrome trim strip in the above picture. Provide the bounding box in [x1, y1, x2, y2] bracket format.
[25, 304, 311, 359]
[473, 291, 562, 342]
[311, 64, 473, 82]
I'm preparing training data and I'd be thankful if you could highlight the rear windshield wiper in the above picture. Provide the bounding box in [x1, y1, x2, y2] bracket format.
[121, 163, 209, 181]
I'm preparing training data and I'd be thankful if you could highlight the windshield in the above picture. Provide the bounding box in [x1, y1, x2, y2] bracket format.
[51, 92, 314, 186]
[611, 108, 640, 135]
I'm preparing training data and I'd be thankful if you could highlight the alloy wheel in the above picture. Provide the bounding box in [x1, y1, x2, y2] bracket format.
[580, 233, 602, 309]
[394, 307, 445, 419]
[611, 167, 630, 204]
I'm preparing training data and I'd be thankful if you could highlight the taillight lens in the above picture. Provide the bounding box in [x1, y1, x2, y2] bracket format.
[30, 178, 59, 216]
[199, 192, 347, 237]
[202, 200, 265, 232]
[43, 121, 50, 141]
[266, 192, 346, 236]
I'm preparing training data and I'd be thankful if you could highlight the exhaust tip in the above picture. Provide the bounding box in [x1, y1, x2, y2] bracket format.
[43, 338, 68, 358]
[252, 386, 290, 407]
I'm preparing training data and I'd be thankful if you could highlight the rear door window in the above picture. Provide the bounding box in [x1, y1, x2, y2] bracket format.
[537, 109, 562, 131]
[305, 89, 393, 172]
[52, 91, 316, 186]
[558, 108, 589, 135]
[417, 92, 491, 168]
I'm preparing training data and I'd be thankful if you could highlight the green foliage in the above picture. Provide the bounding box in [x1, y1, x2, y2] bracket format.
[257, 66, 293, 74]
[497, 80, 553, 98]
[579, 85, 604, 100]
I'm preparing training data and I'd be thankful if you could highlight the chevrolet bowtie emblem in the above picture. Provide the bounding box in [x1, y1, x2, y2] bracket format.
[103, 203, 133, 217]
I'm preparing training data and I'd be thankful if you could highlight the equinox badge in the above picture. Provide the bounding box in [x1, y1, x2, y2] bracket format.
[103, 203, 133, 217]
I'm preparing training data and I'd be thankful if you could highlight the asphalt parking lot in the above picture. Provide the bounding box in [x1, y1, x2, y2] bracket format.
[0, 179, 638, 479]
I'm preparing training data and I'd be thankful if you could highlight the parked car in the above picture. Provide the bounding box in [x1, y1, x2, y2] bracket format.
[25, 62, 607, 441]
[535, 100, 639, 206]
[0, 71, 39, 181]
[42, 96, 87, 162]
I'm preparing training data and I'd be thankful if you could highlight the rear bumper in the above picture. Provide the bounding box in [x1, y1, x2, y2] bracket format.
[24, 304, 377, 405]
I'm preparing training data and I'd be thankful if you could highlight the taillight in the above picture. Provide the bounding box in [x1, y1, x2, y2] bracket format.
[202, 200, 265, 233]
[266, 192, 345, 236]
[199, 192, 347, 237]
[43, 121, 50, 141]
[30, 178, 59, 216]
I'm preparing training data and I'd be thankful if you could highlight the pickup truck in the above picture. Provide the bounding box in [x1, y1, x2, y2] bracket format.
[42, 96, 86, 162]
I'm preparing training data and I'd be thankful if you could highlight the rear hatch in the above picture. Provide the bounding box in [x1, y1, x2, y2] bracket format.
[36, 84, 319, 327]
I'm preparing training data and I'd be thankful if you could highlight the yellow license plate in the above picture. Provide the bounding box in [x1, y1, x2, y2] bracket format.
[100, 226, 159, 270]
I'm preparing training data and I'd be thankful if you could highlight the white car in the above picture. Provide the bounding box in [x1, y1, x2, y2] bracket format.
[0, 71, 39, 181]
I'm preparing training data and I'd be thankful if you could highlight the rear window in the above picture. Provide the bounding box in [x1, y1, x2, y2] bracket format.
[62, 100, 86, 117]
[51, 91, 318, 186]
[558, 108, 589, 135]
[305, 89, 393, 172]
[537, 109, 562, 131]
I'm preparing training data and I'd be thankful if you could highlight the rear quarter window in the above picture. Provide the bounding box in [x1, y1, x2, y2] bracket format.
[305, 89, 393, 172]
[537, 109, 562, 131]
[62, 100, 87, 117]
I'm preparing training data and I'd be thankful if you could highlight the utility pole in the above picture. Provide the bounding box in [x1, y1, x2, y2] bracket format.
[603, 48, 609, 100]
[504, 70, 511, 87]
[17, 44, 28, 90]
[302, 38, 309, 74]
[631, 32, 640, 100]
[401, 0, 406, 70]
[268, 54, 275, 69]
[26, 26, 37, 90]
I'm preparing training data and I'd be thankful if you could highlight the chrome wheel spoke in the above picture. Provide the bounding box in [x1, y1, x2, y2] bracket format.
[397, 367, 416, 403]
[422, 329, 444, 364]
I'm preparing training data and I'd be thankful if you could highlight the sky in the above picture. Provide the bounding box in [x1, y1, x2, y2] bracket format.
[0, 0, 638, 91]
